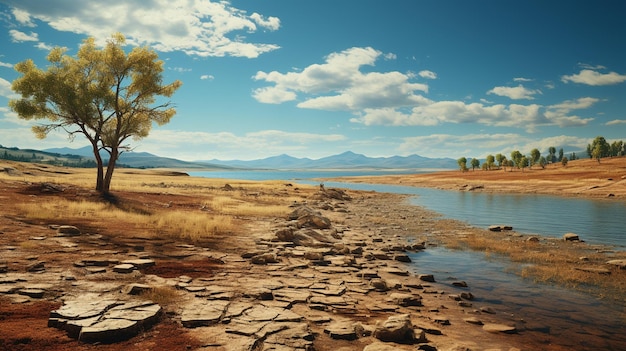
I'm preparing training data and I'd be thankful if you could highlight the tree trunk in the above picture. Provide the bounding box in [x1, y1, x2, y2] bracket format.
[91, 141, 105, 192]
[102, 147, 119, 194]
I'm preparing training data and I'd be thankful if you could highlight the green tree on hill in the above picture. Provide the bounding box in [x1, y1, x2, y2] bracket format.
[470, 158, 480, 171]
[457, 157, 468, 172]
[9, 33, 182, 194]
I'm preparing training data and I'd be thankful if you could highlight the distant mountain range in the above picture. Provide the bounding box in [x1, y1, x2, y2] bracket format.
[200, 151, 457, 170]
[40, 146, 457, 170]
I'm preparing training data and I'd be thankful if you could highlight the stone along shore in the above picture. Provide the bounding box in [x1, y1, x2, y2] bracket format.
[0, 187, 528, 351]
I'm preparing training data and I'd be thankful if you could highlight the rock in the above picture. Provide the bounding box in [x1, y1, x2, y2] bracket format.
[121, 259, 156, 269]
[250, 252, 280, 264]
[464, 317, 483, 325]
[122, 283, 153, 295]
[460, 292, 474, 300]
[482, 323, 517, 333]
[324, 321, 359, 340]
[112, 263, 136, 273]
[563, 233, 580, 241]
[418, 274, 435, 282]
[387, 293, 422, 307]
[57, 225, 81, 236]
[373, 314, 422, 343]
[49, 300, 162, 343]
[369, 279, 389, 292]
[527, 236, 540, 242]
[18, 288, 45, 298]
[297, 214, 331, 229]
[606, 259, 626, 269]
[181, 300, 229, 328]
[393, 253, 412, 262]
[489, 225, 513, 232]
[452, 281, 468, 287]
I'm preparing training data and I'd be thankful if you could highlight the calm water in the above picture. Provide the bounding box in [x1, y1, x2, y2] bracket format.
[190, 169, 626, 350]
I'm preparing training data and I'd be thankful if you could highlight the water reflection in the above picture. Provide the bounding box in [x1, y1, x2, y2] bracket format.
[410, 247, 626, 350]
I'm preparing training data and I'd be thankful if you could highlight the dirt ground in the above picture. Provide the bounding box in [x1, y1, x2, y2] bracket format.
[1, 158, 625, 351]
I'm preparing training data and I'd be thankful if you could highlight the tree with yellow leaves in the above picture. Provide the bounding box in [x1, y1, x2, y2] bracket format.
[9, 33, 182, 194]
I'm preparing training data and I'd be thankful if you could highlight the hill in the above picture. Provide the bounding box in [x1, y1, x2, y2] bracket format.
[201, 151, 457, 170]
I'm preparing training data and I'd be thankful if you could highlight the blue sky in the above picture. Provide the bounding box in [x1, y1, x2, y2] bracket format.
[0, 0, 625, 161]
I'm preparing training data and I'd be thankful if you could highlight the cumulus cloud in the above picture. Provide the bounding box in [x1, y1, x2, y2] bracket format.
[3, 0, 281, 58]
[352, 101, 548, 132]
[9, 29, 38, 42]
[544, 97, 597, 127]
[561, 69, 626, 86]
[487, 84, 541, 100]
[418, 70, 437, 79]
[253, 47, 429, 109]
[606, 119, 626, 126]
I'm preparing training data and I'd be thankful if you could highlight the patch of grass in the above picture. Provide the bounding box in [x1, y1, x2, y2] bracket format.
[154, 212, 234, 242]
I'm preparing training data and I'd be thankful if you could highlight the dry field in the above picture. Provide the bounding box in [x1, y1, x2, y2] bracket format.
[335, 156, 626, 199]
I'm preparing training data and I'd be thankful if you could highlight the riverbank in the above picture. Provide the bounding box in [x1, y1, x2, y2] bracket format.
[330, 157, 626, 199]
[0, 160, 625, 350]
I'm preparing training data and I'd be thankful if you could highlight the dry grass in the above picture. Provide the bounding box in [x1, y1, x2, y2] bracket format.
[433, 227, 626, 301]
[4, 161, 315, 244]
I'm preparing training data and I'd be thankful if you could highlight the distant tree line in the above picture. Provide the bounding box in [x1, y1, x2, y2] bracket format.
[457, 144, 582, 172]
[0, 146, 98, 168]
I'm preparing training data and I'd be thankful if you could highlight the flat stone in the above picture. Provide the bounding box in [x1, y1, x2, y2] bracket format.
[79, 318, 139, 343]
[563, 233, 580, 241]
[121, 259, 155, 269]
[18, 288, 45, 298]
[112, 263, 136, 273]
[324, 321, 358, 340]
[464, 317, 483, 325]
[483, 323, 517, 333]
[122, 283, 153, 295]
[387, 293, 422, 307]
[181, 300, 229, 328]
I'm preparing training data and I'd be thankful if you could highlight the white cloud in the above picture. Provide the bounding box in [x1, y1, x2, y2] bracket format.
[253, 47, 429, 110]
[200, 74, 215, 80]
[0, 61, 13, 68]
[9, 29, 39, 42]
[141, 129, 347, 160]
[418, 70, 437, 79]
[487, 84, 541, 100]
[606, 119, 626, 126]
[513, 77, 533, 82]
[561, 69, 626, 86]
[11, 8, 35, 26]
[544, 97, 597, 127]
[3, 0, 281, 58]
[0, 77, 20, 99]
[352, 101, 548, 131]
[398, 133, 589, 159]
